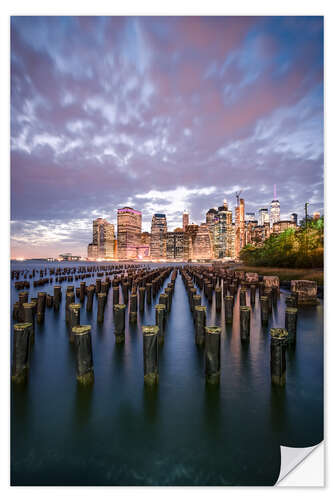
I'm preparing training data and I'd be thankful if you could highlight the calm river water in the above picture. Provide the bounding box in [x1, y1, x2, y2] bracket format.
[10, 261, 323, 486]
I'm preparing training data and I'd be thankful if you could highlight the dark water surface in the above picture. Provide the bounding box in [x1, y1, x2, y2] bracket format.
[10, 261, 323, 485]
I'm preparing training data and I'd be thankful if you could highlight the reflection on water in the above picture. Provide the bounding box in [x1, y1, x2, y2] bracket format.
[11, 262, 323, 485]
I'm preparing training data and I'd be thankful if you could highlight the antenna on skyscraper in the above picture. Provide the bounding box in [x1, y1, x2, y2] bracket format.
[235, 189, 243, 205]
[274, 184, 277, 200]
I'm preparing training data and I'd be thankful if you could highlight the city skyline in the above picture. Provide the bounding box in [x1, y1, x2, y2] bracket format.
[11, 16, 323, 258]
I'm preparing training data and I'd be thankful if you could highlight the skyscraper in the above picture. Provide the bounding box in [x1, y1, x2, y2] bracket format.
[88, 218, 115, 259]
[259, 208, 269, 226]
[182, 210, 189, 231]
[270, 200, 280, 226]
[270, 185, 280, 226]
[117, 207, 142, 259]
[215, 201, 232, 259]
[235, 198, 245, 257]
[150, 213, 167, 259]
[192, 223, 213, 260]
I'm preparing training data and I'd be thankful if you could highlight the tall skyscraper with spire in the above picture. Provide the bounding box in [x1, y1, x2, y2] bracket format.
[270, 184, 280, 226]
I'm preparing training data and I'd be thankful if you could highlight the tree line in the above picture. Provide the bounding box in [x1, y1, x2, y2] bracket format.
[240, 217, 324, 268]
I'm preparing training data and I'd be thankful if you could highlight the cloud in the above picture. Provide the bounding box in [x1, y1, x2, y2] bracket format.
[10, 16, 323, 257]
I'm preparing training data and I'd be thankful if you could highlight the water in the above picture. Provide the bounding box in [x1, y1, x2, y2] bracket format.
[10, 261, 323, 485]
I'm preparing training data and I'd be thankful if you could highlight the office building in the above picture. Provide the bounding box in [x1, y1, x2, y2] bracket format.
[117, 207, 142, 259]
[150, 213, 167, 259]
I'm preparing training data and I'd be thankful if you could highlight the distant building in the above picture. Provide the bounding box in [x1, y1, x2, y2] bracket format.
[182, 210, 189, 231]
[216, 201, 232, 259]
[259, 208, 269, 226]
[141, 232, 151, 247]
[235, 198, 245, 257]
[166, 231, 189, 261]
[192, 223, 213, 260]
[88, 217, 115, 259]
[245, 212, 256, 222]
[150, 213, 167, 259]
[313, 211, 321, 220]
[87, 243, 98, 260]
[117, 207, 142, 259]
[291, 213, 298, 225]
[59, 253, 81, 261]
[270, 199, 280, 226]
[272, 220, 297, 234]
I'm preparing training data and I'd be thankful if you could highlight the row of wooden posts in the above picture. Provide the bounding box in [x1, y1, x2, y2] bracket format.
[182, 265, 299, 386]
[12, 264, 299, 387]
[11, 266, 176, 385]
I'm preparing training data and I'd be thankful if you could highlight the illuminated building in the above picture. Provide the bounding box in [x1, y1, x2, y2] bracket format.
[245, 220, 258, 245]
[150, 214, 167, 259]
[117, 207, 142, 259]
[166, 231, 189, 261]
[87, 243, 98, 260]
[182, 210, 189, 231]
[215, 201, 233, 259]
[273, 221, 297, 234]
[206, 208, 218, 257]
[245, 212, 256, 222]
[235, 198, 245, 257]
[259, 208, 269, 226]
[103, 221, 115, 258]
[141, 232, 151, 252]
[192, 223, 213, 260]
[291, 213, 298, 225]
[89, 218, 115, 259]
[270, 200, 280, 226]
[59, 253, 81, 261]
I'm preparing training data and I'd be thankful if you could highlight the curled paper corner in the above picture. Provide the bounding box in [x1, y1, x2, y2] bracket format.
[276, 442, 324, 486]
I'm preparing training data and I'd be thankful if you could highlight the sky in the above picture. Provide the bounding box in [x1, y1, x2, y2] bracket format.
[10, 16, 323, 258]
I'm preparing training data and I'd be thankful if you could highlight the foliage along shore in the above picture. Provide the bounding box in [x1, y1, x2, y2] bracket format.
[240, 216, 323, 270]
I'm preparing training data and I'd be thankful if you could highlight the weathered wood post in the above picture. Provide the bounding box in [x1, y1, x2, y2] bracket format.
[113, 286, 120, 305]
[86, 285, 94, 312]
[65, 292, 75, 324]
[260, 296, 269, 324]
[114, 304, 126, 343]
[215, 287, 222, 312]
[73, 325, 94, 385]
[129, 291, 138, 323]
[97, 292, 106, 323]
[205, 326, 221, 384]
[159, 293, 169, 313]
[142, 325, 159, 385]
[239, 288, 247, 307]
[53, 285, 61, 311]
[11, 323, 32, 383]
[285, 307, 298, 344]
[18, 291, 29, 322]
[146, 283, 152, 305]
[36, 292, 46, 324]
[224, 296, 233, 324]
[270, 328, 288, 386]
[192, 294, 201, 314]
[69, 303, 81, 343]
[155, 304, 166, 344]
[240, 306, 251, 341]
[139, 287, 145, 313]
[250, 284, 256, 305]
[194, 305, 206, 345]
[23, 303, 35, 346]
[80, 282, 86, 303]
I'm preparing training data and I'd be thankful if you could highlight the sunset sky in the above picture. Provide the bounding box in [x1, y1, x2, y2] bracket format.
[10, 16, 323, 258]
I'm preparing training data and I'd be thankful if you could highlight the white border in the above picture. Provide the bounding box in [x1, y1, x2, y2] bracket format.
[1, 1, 330, 497]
